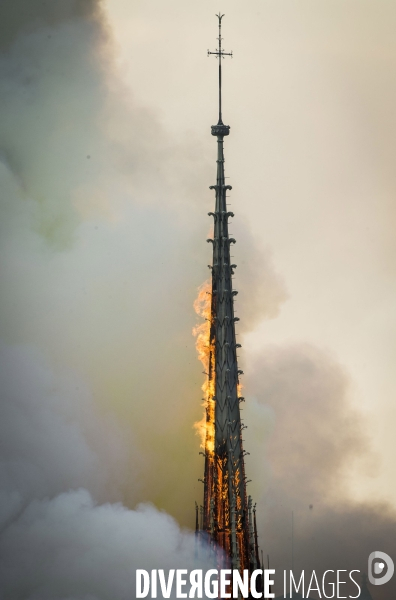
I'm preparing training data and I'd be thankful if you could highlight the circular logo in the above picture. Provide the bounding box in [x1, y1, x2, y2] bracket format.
[368, 551, 394, 586]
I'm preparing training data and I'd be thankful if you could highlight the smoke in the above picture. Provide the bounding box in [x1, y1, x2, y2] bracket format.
[0, 342, 129, 519]
[0, 490, 214, 600]
[0, 0, 285, 519]
[243, 344, 396, 598]
[0, 0, 103, 50]
[1, 2, 394, 599]
[0, 2, 285, 598]
[0, 341, 216, 600]
[230, 217, 288, 331]
[0, 0, 165, 249]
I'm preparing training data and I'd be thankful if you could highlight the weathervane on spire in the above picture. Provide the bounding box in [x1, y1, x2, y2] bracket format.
[208, 13, 232, 126]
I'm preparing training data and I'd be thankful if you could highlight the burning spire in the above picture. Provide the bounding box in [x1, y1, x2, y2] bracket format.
[195, 13, 262, 585]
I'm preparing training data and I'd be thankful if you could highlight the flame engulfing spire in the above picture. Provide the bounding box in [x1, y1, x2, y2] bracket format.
[195, 14, 262, 589]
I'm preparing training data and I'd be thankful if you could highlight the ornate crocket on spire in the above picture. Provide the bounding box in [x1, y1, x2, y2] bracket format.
[196, 14, 262, 584]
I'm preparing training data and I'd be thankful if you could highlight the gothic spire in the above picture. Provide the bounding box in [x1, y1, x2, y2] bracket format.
[197, 16, 261, 585]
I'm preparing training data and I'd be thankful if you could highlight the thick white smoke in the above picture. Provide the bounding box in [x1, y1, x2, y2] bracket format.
[0, 490, 212, 600]
[0, 342, 215, 600]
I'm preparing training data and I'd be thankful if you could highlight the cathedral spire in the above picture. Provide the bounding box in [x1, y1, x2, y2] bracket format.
[197, 16, 262, 588]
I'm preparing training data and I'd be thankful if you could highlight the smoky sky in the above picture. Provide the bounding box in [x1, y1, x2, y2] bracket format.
[0, 0, 103, 50]
[0, 1, 395, 600]
[0, 1, 282, 598]
[243, 345, 396, 598]
[0, 1, 214, 598]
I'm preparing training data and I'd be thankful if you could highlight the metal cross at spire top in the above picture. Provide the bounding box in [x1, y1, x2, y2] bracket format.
[208, 13, 232, 125]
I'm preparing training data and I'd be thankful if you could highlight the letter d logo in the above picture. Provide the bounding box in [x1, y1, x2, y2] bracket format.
[368, 551, 394, 585]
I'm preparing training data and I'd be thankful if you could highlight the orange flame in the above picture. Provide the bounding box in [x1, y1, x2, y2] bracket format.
[193, 280, 215, 456]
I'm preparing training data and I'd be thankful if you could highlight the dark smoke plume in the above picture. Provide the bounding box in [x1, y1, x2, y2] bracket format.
[244, 344, 396, 599]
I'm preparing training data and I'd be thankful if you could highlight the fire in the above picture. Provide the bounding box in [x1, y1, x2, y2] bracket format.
[193, 279, 215, 456]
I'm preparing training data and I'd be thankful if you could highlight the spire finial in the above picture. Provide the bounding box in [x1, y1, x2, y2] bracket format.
[208, 14, 232, 125]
